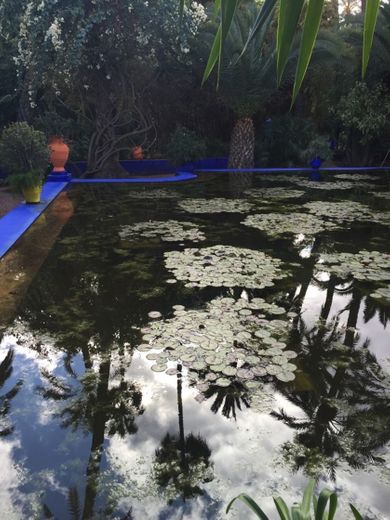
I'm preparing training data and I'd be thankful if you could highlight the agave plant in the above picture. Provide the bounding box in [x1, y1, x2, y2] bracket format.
[226, 479, 364, 519]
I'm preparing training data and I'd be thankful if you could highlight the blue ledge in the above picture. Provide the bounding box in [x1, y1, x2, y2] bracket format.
[71, 171, 197, 183]
[199, 166, 390, 173]
[0, 181, 68, 259]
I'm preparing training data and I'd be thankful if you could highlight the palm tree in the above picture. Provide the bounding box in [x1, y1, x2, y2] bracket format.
[218, 2, 276, 168]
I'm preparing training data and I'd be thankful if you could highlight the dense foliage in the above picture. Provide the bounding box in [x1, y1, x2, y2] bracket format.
[0, 0, 389, 172]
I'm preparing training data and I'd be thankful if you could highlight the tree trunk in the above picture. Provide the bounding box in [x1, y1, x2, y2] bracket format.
[228, 116, 255, 169]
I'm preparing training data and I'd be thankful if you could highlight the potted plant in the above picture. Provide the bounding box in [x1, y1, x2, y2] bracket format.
[0, 122, 49, 204]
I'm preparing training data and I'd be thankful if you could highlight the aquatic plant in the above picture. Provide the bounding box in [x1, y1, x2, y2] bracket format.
[138, 297, 297, 391]
[126, 189, 182, 199]
[164, 245, 287, 289]
[303, 200, 388, 224]
[242, 212, 337, 237]
[226, 479, 364, 519]
[371, 191, 390, 200]
[119, 220, 206, 243]
[371, 287, 390, 303]
[244, 188, 305, 200]
[291, 179, 369, 190]
[316, 250, 390, 283]
[334, 174, 381, 181]
[177, 197, 254, 214]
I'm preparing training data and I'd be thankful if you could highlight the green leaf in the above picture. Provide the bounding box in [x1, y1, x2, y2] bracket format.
[277, 0, 305, 85]
[179, 0, 185, 18]
[202, 25, 222, 85]
[362, 0, 380, 77]
[301, 479, 315, 516]
[291, 506, 305, 520]
[213, 0, 222, 20]
[291, 0, 325, 106]
[350, 504, 364, 520]
[239, 0, 277, 59]
[274, 497, 291, 520]
[202, 0, 241, 86]
[315, 488, 338, 520]
[226, 494, 270, 519]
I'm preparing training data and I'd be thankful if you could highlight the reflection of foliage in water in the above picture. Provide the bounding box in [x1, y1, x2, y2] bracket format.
[0, 349, 22, 436]
[153, 433, 214, 503]
[273, 317, 390, 480]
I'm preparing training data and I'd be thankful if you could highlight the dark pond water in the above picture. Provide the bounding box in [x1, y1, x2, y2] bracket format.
[1, 171, 390, 519]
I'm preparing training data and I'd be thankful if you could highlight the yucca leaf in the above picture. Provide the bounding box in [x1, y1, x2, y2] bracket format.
[213, 0, 222, 20]
[226, 494, 269, 519]
[239, 0, 277, 59]
[301, 479, 315, 516]
[350, 504, 364, 520]
[202, 25, 222, 85]
[274, 497, 291, 520]
[277, 0, 305, 85]
[315, 488, 338, 520]
[291, 0, 325, 106]
[202, 0, 240, 86]
[362, 0, 380, 77]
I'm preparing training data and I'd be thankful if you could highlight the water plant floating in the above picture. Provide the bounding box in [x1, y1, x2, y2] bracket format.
[177, 197, 254, 214]
[316, 250, 390, 283]
[119, 220, 206, 242]
[244, 188, 305, 200]
[138, 297, 297, 392]
[242, 212, 338, 237]
[126, 189, 182, 199]
[303, 201, 389, 224]
[164, 245, 287, 288]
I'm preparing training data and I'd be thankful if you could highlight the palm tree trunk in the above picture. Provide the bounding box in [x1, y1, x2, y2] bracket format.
[228, 116, 255, 169]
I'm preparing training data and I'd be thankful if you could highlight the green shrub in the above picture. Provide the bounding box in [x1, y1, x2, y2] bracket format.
[0, 122, 49, 175]
[6, 170, 43, 191]
[256, 116, 315, 167]
[300, 136, 333, 164]
[166, 126, 206, 166]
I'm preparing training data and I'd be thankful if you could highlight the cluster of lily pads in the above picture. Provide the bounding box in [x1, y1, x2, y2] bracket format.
[126, 189, 181, 199]
[138, 297, 298, 390]
[303, 201, 388, 225]
[333, 174, 381, 181]
[119, 220, 206, 243]
[244, 188, 305, 200]
[291, 179, 362, 190]
[242, 212, 338, 237]
[371, 287, 390, 303]
[316, 250, 390, 283]
[371, 191, 390, 200]
[164, 245, 287, 289]
[177, 197, 253, 214]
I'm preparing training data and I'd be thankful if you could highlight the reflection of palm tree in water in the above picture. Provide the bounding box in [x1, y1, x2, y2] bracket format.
[273, 289, 390, 479]
[0, 349, 22, 436]
[202, 380, 250, 420]
[39, 341, 143, 519]
[153, 365, 213, 503]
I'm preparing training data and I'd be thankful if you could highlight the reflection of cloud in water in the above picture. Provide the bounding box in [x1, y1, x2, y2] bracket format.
[0, 438, 24, 519]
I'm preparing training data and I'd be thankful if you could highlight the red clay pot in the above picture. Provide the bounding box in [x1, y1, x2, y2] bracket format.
[132, 146, 144, 160]
[49, 137, 70, 172]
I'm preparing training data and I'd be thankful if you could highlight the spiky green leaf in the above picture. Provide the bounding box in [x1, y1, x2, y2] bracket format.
[226, 494, 270, 519]
[274, 497, 291, 520]
[362, 0, 380, 76]
[277, 0, 305, 85]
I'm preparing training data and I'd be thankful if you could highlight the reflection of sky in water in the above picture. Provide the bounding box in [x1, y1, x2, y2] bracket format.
[2, 328, 390, 519]
[1, 178, 390, 519]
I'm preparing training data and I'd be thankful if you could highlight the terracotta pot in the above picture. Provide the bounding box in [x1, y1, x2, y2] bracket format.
[132, 146, 144, 160]
[49, 137, 70, 172]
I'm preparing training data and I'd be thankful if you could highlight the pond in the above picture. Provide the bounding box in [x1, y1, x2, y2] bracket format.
[0, 171, 390, 519]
